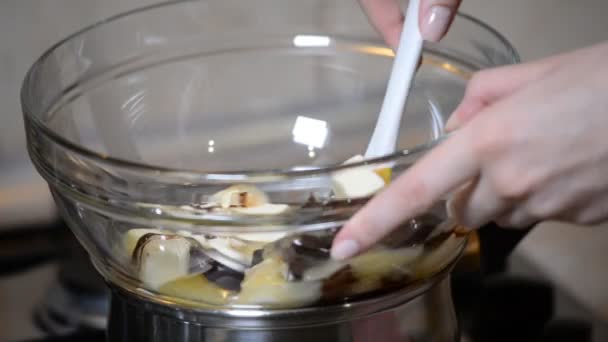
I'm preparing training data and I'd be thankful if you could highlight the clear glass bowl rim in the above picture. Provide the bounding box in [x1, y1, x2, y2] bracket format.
[21, 0, 520, 182]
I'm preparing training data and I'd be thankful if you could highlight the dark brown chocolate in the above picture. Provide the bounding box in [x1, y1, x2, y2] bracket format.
[251, 249, 264, 267]
[269, 232, 337, 281]
[238, 192, 248, 207]
[283, 248, 322, 280]
[424, 231, 454, 250]
[301, 193, 321, 208]
[204, 263, 244, 292]
[291, 235, 331, 258]
[380, 271, 412, 289]
[321, 266, 357, 300]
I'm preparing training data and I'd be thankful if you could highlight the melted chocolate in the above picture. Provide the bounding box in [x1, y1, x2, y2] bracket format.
[283, 248, 321, 280]
[204, 263, 244, 292]
[380, 271, 412, 289]
[424, 231, 454, 250]
[270, 232, 337, 280]
[321, 266, 357, 301]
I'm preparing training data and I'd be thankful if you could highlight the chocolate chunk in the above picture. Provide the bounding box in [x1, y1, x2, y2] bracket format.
[292, 235, 331, 258]
[321, 266, 357, 300]
[251, 249, 264, 266]
[238, 192, 248, 207]
[273, 233, 335, 280]
[282, 246, 322, 281]
[264, 231, 339, 281]
[302, 194, 321, 208]
[324, 197, 368, 209]
[287, 258, 309, 281]
[204, 263, 244, 292]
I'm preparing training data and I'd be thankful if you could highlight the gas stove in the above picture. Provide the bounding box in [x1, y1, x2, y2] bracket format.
[0, 220, 592, 342]
[0, 220, 107, 342]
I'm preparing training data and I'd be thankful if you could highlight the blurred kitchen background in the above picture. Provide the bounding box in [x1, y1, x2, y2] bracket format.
[1, 0, 608, 341]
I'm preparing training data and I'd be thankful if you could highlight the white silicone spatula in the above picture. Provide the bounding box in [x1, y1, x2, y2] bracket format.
[365, 0, 423, 159]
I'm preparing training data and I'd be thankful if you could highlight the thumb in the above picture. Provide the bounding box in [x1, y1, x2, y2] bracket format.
[359, 0, 404, 50]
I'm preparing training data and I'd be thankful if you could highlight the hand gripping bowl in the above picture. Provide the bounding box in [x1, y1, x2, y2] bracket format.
[22, 1, 518, 341]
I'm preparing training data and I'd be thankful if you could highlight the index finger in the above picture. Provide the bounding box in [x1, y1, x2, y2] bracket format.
[331, 125, 480, 260]
[359, 0, 404, 50]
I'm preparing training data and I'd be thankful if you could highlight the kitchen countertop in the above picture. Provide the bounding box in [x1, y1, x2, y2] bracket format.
[0, 264, 57, 341]
[1, 0, 607, 340]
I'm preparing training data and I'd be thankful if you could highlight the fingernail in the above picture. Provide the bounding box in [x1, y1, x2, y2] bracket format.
[444, 113, 461, 131]
[421, 6, 452, 42]
[331, 239, 360, 260]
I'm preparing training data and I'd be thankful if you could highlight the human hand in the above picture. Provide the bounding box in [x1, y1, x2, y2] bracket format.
[331, 42, 608, 260]
[359, 0, 463, 48]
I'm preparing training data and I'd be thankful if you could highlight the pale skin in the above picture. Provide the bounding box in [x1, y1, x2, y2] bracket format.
[331, 1, 608, 260]
[359, 0, 463, 46]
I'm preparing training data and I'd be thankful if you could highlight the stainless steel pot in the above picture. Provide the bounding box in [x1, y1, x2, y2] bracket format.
[107, 268, 459, 342]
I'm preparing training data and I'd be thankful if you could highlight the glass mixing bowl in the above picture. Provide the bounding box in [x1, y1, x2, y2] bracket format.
[22, 0, 518, 311]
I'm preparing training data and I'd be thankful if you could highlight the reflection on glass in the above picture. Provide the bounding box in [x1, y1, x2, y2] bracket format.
[292, 116, 328, 149]
[292, 35, 331, 47]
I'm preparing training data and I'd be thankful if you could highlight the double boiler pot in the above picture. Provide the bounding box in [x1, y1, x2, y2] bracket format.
[21, 1, 518, 341]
